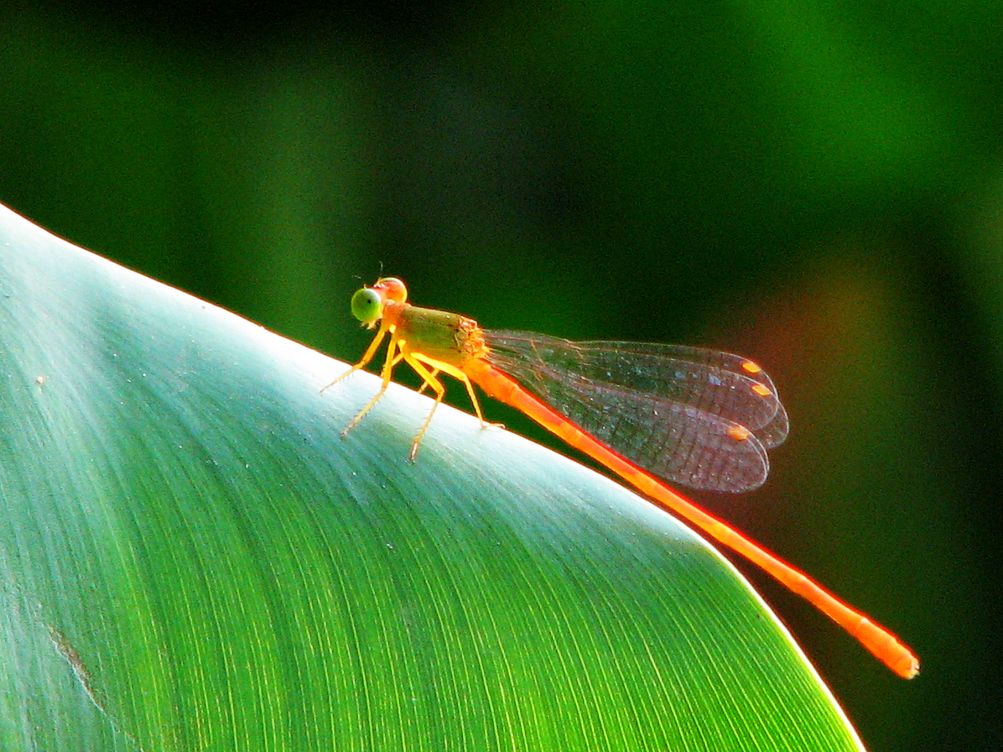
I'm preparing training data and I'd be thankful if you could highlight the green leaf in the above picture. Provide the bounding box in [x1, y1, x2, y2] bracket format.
[0, 204, 864, 750]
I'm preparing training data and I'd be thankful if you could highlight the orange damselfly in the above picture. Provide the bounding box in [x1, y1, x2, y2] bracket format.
[323, 276, 919, 679]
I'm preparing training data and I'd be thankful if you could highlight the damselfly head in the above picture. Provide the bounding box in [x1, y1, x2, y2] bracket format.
[373, 277, 408, 304]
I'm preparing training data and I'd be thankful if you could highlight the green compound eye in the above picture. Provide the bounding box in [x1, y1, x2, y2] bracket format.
[351, 287, 383, 324]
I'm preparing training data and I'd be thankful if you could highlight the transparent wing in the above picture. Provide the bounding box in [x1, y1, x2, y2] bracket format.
[484, 330, 789, 493]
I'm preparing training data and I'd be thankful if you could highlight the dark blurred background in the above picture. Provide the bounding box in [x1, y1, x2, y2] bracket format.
[2, 2, 1000, 749]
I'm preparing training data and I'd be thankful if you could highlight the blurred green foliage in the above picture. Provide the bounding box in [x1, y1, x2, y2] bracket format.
[2, 3, 1001, 750]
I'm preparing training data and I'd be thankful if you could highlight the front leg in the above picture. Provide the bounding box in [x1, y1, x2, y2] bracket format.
[320, 325, 389, 393]
[341, 331, 402, 436]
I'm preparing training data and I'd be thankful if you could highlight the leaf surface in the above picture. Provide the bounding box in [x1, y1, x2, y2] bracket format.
[0, 205, 863, 750]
